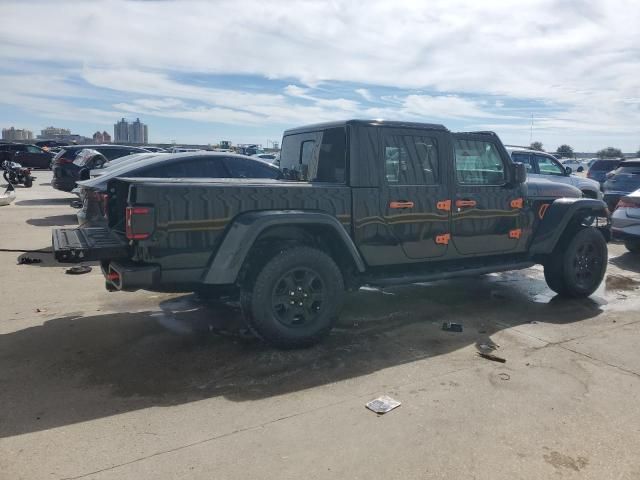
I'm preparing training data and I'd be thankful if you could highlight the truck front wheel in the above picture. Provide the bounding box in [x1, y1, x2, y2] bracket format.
[543, 227, 607, 297]
[241, 246, 344, 348]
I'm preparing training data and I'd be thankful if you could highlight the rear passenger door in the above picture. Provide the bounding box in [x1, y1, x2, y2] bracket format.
[451, 134, 525, 255]
[380, 129, 451, 260]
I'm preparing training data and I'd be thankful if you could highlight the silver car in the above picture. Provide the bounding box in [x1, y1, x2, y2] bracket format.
[611, 188, 640, 253]
[506, 147, 602, 199]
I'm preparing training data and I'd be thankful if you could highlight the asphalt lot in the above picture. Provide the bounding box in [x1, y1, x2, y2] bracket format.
[1, 171, 640, 480]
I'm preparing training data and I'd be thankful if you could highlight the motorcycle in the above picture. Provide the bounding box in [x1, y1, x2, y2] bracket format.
[2, 160, 34, 188]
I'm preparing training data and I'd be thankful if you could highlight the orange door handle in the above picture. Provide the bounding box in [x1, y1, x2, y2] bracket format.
[456, 199, 477, 208]
[389, 201, 415, 209]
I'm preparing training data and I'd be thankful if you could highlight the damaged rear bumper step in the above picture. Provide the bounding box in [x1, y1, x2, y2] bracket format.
[52, 227, 129, 263]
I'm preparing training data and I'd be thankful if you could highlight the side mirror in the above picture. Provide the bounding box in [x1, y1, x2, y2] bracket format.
[513, 162, 527, 184]
[565, 166, 572, 175]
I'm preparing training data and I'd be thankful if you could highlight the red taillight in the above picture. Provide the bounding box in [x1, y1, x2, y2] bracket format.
[586, 171, 592, 178]
[125, 206, 152, 240]
[616, 198, 640, 210]
[57, 157, 74, 164]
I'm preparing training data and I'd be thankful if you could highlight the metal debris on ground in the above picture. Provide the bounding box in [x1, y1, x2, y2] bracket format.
[442, 322, 463, 332]
[17, 256, 42, 265]
[65, 265, 92, 275]
[477, 352, 507, 363]
[477, 342, 499, 352]
[366, 396, 401, 414]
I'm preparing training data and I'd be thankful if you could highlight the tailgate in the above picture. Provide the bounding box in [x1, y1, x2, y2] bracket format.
[52, 227, 129, 263]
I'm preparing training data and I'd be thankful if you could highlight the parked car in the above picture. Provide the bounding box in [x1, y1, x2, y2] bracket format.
[53, 120, 610, 348]
[602, 159, 640, 211]
[98, 152, 165, 172]
[506, 147, 602, 198]
[252, 153, 278, 162]
[611, 188, 640, 253]
[560, 158, 585, 173]
[586, 158, 623, 185]
[168, 147, 203, 153]
[51, 144, 149, 192]
[142, 146, 166, 153]
[75, 152, 281, 226]
[0, 143, 53, 169]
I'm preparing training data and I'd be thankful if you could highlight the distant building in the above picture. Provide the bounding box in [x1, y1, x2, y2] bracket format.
[219, 140, 232, 149]
[113, 118, 149, 144]
[2, 127, 33, 141]
[39, 126, 71, 138]
[93, 131, 112, 143]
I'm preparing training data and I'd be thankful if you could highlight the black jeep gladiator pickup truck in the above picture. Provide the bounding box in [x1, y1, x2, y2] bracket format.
[53, 120, 610, 348]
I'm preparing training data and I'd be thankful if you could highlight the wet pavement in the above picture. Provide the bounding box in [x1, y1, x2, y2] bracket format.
[2, 172, 640, 480]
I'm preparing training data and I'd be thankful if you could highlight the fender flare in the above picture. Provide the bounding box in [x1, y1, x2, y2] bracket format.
[529, 198, 609, 255]
[201, 210, 366, 285]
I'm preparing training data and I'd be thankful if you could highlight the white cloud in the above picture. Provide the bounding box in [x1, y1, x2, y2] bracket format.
[0, 0, 638, 148]
[355, 88, 373, 102]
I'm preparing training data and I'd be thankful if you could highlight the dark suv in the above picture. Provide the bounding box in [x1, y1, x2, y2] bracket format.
[0, 143, 53, 169]
[51, 145, 148, 192]
[587, 158, 623, 185]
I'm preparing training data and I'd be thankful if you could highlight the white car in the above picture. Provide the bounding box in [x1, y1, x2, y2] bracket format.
[611, 188, 640, 253]
[506, 147, 602, 199]
[560, 158, 585, 173]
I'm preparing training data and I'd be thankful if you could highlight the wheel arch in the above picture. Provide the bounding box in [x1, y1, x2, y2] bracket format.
[201, 211, 366, 285]
[529, 198, 610, 255]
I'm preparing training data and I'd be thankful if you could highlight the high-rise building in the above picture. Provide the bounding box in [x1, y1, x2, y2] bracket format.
[2, 127, 33, 141]
[113, 118, 149, 144]
[93, 130, 113, 143]
[39, 126, 71, 138]
[113, 118, 129, 143]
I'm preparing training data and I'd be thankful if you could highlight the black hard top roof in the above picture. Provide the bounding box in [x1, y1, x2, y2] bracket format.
[283, 119, 448, 135]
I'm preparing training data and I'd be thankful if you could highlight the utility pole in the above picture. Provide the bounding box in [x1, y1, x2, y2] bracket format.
[530, 114, 534, 143]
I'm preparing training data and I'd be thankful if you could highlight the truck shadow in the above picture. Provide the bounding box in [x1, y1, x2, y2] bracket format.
[15, 198, 75, 206]
[0, 271, 605, 438]
[25, 214, 78, 227]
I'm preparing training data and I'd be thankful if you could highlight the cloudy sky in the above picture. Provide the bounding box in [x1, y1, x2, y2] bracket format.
[1, 0, 639, 151]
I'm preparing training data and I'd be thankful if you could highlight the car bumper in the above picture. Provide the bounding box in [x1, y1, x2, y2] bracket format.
[103, 261, 161, 292]
[51, 177, 76, 192]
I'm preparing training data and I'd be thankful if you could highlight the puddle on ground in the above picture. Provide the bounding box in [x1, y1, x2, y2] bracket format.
[605, 273, 640, 291]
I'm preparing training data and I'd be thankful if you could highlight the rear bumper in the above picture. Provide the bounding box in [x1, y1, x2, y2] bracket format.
[51, 177, 76, 192]
[103, 261, 160, 292]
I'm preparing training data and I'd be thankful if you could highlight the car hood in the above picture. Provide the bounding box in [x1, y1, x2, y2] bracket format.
[526, 177, 582, 199]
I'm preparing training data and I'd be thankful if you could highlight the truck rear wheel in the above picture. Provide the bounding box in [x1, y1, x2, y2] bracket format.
[241, 246, 344, 348]
[543, 227, 607, 297]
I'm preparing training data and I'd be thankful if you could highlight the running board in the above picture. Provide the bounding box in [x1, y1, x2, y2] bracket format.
[365, 261, 535, 287]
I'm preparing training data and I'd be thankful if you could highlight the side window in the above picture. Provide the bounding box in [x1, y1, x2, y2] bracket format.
[536, 155, 565, 176]
[101, 149, 124, 160]
[224, 157, 280, 178]
[454, 139, 505, 185]
[27, 145, 42, 153]
[279, 128, 346, 182]
[511, 152, 533, 172]
[182, 158, 226, 177]
[384, 135, 439, 185]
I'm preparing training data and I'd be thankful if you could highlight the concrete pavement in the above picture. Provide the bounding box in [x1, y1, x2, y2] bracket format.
[1, 172, 640, 479]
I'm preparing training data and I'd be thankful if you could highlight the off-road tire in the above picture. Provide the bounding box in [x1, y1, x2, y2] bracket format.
[544, 227, 607, 297]
[24, 176, 33, 188]
[624, 239, 640, 253]
[240, 246, 344, 349]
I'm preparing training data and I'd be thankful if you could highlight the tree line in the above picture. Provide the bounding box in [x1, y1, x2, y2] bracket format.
[528, 142, 639, 159]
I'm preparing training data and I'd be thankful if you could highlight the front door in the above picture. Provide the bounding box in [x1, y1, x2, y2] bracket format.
[450, 134, 525, 256]
[381, 129, 451, 261]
